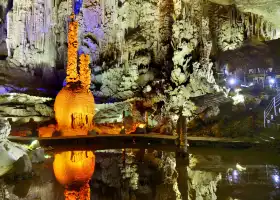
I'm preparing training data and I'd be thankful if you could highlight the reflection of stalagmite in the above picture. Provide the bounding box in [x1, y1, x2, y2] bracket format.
[64, 183, 91, 200]
[53, 151, 95, 200]
[53, 151, 95, 186]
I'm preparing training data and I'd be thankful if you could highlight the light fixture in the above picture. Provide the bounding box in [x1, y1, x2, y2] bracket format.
[269, 78, 275, 84]
[229, 78, 236, 85]
[272, 174, 280, 183]
[233, 170, 238, 176]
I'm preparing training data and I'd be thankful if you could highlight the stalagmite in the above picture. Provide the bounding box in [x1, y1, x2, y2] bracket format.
[79, 54, 91, 91]
[54, 9, 95, 134]
[66, 13, 79, 84]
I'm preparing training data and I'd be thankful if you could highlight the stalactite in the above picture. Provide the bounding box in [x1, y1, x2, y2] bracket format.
[246, 15, 250, 37]
[260, 18, 263, 37]
[268, 23, 272, 39]
[66, 13, 79, 84]
[101, 0, 105, 24]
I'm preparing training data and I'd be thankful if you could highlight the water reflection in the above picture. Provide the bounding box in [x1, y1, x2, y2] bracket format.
[1, 148, 280, 200]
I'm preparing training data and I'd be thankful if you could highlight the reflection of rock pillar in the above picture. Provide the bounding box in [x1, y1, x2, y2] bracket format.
[66, 13, 79, 84]
[176, 156, 189, 200]
[176, 112, 188, 154]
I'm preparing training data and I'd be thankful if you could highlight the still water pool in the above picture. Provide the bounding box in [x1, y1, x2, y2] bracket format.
[1, 147, 280, 200]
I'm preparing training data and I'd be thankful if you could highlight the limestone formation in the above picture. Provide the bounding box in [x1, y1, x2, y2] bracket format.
[0, 118, 10, 139]
[0, 119, 28, 176]
[0, 0, 279, 121]
[0, 93, 53, 124]
[66, 13, 79, 84]
[188, 168, 222, 200]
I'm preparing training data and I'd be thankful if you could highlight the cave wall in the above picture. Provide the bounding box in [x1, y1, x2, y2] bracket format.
[2, 0, 172, 68]
[0, 0, 279, 70]
[208, 0, 280, 28]
[0, 0, 280, 118]
[208, 3, 280, 52]
[0, 0, 221, 120]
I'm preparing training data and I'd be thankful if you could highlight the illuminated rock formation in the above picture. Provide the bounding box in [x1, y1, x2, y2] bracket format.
[79, 54, 91, 91]
[66, 14, 79, 84]
[54, 13, 95, 136]
[54, 87, 95, 135]
[52, 11, 95, 200]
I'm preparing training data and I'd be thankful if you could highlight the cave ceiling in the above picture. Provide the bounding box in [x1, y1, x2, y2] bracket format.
[219, 38, 280, 72]
[209, 0, 280, 27]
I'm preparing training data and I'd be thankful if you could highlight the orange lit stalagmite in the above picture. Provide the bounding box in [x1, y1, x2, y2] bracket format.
[54, 13, 95, 136]
[79, 54, 91, 91]
[66, 13, 79, 84]
[52, 13, 95, 200]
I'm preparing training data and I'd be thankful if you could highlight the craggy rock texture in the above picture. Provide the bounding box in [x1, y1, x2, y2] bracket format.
[188, 168, 222, 200]
[187, 154, 222, 200]
[209, 3, 280, 53]
[0, 0, 279, 67]
[0, 93, 53, 124]
[0, 119, 28, 176]
[208, 0, 280, 28]
[0, 0, 279, 123]
[92, 150, 183, 200]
